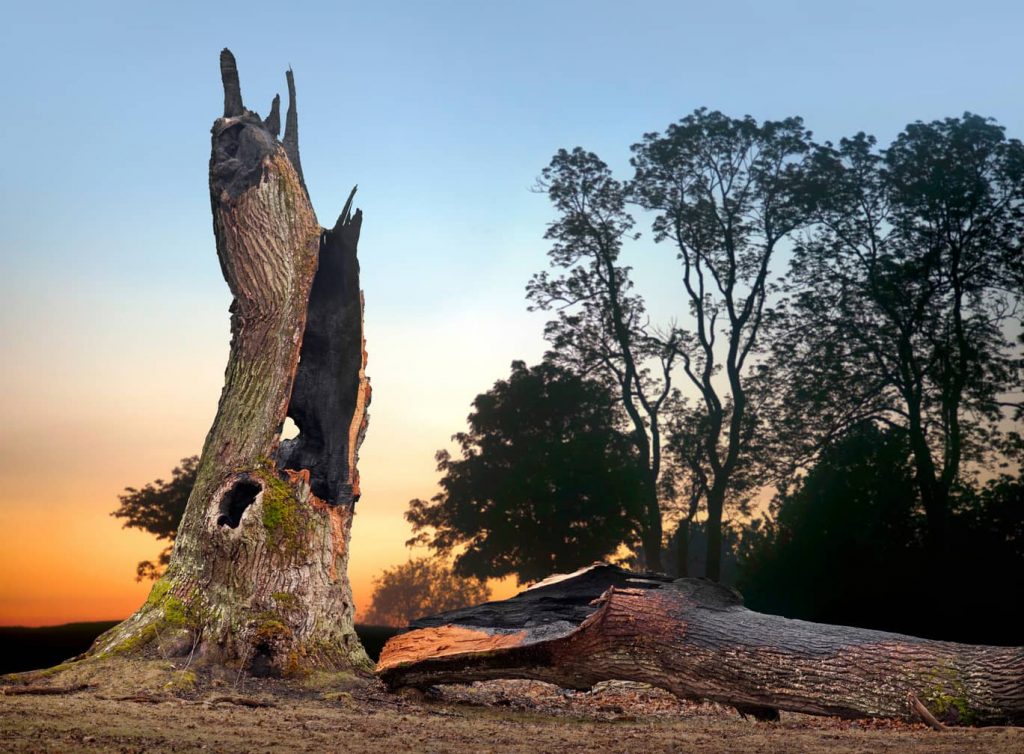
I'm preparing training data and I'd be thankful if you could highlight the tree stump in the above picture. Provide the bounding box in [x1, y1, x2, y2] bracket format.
[378, 564, 1024, 726]
[82, 49, 372, 677]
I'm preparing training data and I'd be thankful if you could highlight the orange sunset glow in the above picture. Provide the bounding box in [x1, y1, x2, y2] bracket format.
[0, 286, 533, 626]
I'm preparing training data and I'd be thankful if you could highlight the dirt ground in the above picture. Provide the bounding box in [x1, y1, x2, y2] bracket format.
[3, 672, 1023, 754]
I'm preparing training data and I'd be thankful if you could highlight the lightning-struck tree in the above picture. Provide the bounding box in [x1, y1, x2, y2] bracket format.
[84, 49, 373, 677]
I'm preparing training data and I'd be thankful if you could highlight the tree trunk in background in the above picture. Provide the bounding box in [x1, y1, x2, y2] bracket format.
[641, 481, 664, 573]
[674, 519, 689, 578]
[88, 49, 372, 676]
[704, 482, 726, 582]
[378, 565, 1024, 726]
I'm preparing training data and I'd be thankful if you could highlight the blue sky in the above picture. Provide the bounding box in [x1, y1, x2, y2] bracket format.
[2, 0, 1023, 623]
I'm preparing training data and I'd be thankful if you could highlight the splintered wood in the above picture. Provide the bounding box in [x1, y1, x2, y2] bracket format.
[378, 627, 529, 671]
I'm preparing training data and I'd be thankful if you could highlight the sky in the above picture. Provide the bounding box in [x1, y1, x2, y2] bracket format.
[1, 0, 1023, 626]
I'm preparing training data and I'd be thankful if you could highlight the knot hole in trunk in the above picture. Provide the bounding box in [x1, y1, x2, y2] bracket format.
[217, 478, 262, 528]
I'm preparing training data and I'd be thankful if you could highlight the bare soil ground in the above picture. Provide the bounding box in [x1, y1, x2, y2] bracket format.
[3, 671, 1023, 754]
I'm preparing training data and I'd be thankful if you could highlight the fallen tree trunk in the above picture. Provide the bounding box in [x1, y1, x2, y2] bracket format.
[82, 49, 371, 676]
[377, 564, 1024, 726]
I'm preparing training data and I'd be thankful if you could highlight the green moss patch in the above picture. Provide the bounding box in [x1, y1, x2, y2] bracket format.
[109, 582, 207, 657]
[272, 592, 299, 611]
[924, 665, 977, 725]
[250, 611, 294, 643]
[146, 579, 172, 607]
[164, 669, 197, 692]
[252, 462, 309, 554]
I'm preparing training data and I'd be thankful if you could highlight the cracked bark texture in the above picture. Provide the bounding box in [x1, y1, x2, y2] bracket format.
[86, 49, 371, 676]
[378, 564, 1024, 726]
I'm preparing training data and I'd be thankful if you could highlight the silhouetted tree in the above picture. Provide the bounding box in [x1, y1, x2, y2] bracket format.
[111, 456, 197, 580]
[659, 405, 708, 576]
[528, 149, 680, 572]
[767, 114, 1024, 558]
[363, 557, 491, 627]
[406, 360, 646, 583]
[661, 401, 761, 578]
[630, 109, 819, 581]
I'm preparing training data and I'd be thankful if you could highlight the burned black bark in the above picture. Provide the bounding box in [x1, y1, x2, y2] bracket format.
[378, 564, 1024, 726]
[79, 48, 371, 677]
[278, 188, 366, 505]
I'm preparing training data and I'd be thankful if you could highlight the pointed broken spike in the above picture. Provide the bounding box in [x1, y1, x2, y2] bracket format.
[220, 49, 244, 117]
[347, 209, 363, 244]
[283, 67, 307, 193]
[333, 185, 359, 231]
[264, 94, 281, 137]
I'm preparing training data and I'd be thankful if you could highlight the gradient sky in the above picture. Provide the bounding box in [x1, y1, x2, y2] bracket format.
[2, 0, 1023, 626]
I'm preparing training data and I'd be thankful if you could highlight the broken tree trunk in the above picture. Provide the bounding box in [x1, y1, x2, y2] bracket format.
[377, 565, 1024, 726]
[86, 49, 371, 676]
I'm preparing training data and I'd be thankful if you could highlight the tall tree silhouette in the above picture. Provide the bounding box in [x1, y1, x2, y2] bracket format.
[630, 110, 818, 581]
[528, 149, 679, 572]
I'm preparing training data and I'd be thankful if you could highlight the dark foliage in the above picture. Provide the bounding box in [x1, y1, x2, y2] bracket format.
[407, 360, 646, 583]
[0, 622, 398, 672]
[111, 456, 197, 580]
[739, 423, 1024, 645]
[0, 621, 119, 675]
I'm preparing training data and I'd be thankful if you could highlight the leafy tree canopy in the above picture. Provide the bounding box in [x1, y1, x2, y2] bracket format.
[765, 114, 1024, 553]
[363, 557, 491, 627]
[407, 360, 646, 583]
[111, 456, 197, 580]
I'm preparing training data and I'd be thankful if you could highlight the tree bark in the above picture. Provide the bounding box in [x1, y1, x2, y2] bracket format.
[86, 49, 371, 676]
[377, 564, 1024, 726]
